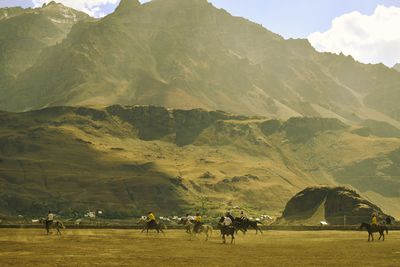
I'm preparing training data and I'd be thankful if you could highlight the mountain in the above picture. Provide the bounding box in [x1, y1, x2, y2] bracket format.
[1, 0, 400, 128]
[280, 186, 394, 225]
[0, 2, 90, 98]
[0, 105, 399, 218]
[394, 63, 400, 72]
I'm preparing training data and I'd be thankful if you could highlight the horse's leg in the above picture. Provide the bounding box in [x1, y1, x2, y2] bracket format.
[258, 227, 263, 234]
[231, 234, 235, 244]
[222, 234, 226, 244]
[159, 228, 165, 236]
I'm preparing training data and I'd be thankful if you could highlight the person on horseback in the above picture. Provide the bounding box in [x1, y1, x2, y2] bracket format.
[222, 214, 233, 228]
[46, 211, 54, 231]
[194, 213, 202, 233]
[226, 211, 234, 222]
[147, 211, 157, 228]
[240, 211, 247, 221]
[371, 214, 378, 226]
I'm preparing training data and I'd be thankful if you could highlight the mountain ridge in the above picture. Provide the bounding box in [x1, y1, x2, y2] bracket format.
[1, 0, 400, 129]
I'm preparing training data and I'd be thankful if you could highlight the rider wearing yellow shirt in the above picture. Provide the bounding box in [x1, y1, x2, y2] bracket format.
[371, 214, 378, 226]
[194, 213, 202, 233]
[147, 211, 157, 228]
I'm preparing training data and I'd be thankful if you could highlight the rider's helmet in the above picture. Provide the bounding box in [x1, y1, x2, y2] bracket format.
[196, 212, 200, 216]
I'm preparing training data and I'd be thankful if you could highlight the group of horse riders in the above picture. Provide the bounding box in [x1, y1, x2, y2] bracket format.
[144, 210, 256, 233]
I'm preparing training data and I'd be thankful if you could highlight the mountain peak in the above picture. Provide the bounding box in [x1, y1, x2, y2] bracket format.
[393, 63, 400, 72]
[115, 0, 141, 13]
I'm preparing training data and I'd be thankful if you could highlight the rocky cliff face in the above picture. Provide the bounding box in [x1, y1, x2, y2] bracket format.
[0, 3, 90, 108]
[1, 106, 400, 217]
[282, 186, 393, 225]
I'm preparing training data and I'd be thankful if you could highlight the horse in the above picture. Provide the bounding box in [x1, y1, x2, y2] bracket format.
[359, 222, 388, 242]
[218, 217, 235, 244]
[233, 217, 263, 234]
[179, 218, 213, 241]
[178, 218, 192, 233]
[232, 218, 247, 235]
[39, 218, 65, 235]
[136, 217, 167, 235]
[243, 218, 263, 234]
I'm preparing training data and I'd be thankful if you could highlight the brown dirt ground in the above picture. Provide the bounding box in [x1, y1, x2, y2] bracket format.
[0, 229, 399, 267]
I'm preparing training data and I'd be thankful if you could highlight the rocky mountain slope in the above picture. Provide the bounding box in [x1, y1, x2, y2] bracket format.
[0, 2, 90, 101]
[281, 186, 394, 225]
[1, 106, 399, 218]
[1, 0, 400, 129]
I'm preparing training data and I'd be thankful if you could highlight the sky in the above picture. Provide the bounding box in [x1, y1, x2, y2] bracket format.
[1, 0, 400, 66]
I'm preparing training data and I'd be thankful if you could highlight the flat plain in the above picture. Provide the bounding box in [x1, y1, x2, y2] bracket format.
[0, 229, 399, 266]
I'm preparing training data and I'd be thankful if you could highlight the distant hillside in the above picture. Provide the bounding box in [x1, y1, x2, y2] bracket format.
[0, 2, 90, 100]
[0, 105, 399, 218]
[1, 0, 400, 128]
[281, 186, 393, 225]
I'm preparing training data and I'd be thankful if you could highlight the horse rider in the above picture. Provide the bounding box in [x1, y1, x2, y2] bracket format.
[240, 211, 247, 221]
[46, 210, 54, 230]
[226, 211, 235, 222]
[194, 213, 202, 233]
[147, 211, 157, 228]
[371, 214, 378, 229]
[222, 214, 233, 230]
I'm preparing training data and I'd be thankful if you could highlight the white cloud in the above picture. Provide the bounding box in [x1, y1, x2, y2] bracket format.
[32, 0, 120, 17]
[308, 5, 400, 67]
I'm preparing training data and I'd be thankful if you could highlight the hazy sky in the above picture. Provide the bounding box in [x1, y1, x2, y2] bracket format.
[1, 0, 400, 66]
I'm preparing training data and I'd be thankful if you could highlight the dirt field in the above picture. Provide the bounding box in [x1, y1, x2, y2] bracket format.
[0, 229, 399, 267]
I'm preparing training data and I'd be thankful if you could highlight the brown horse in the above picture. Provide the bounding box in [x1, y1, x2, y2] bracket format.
[137, 217, 166, 235]
[359, 222, 388, 242]
[39, 218, 65, 235]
